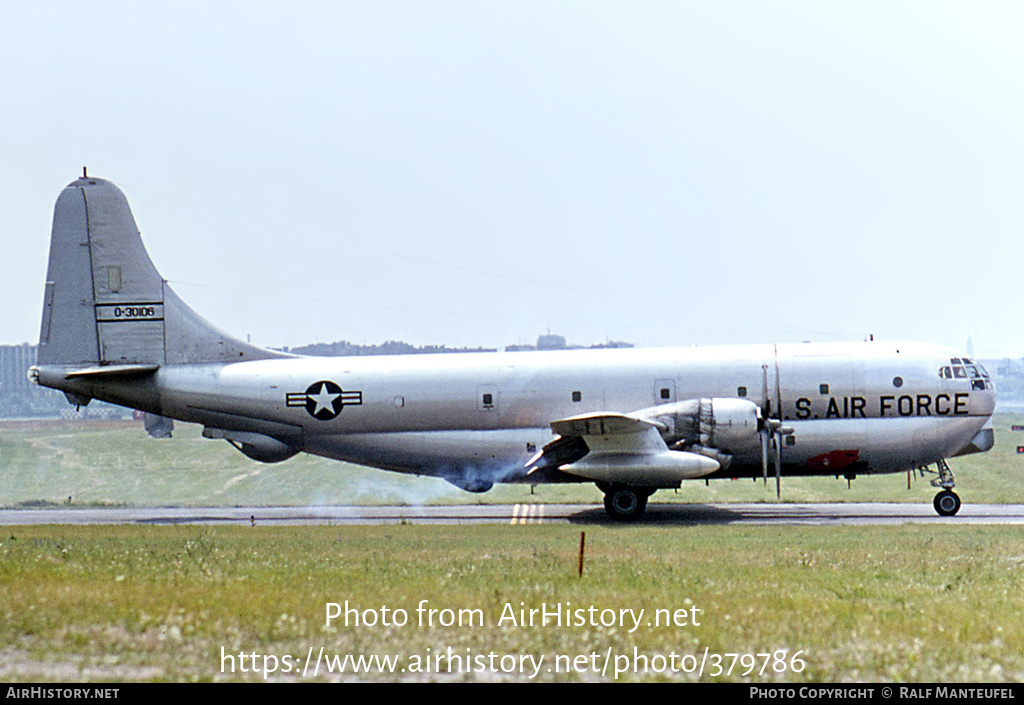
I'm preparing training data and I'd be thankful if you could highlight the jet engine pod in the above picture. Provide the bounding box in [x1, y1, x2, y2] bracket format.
[202, 428, 299, 463]
[562, 449, 720, 486]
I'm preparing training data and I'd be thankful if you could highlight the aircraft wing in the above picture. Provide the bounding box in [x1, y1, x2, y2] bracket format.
[530, 412, 720, 486]
[549, 412, 667, 447]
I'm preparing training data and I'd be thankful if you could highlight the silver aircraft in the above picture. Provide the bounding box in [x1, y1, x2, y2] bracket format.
[30, 174, 996, 519]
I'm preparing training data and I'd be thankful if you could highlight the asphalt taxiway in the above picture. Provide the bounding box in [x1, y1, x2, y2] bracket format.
[3, 502, 1024, 526]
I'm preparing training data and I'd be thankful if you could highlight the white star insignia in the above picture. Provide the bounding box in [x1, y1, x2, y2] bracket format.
[308, 383, 341, 416]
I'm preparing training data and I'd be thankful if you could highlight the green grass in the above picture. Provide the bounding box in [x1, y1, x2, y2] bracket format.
[1, 524, 1023, 682]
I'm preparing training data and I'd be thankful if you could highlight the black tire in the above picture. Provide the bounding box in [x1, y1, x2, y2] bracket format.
[604, 487, 649, 521]
[933, 490, 961, 517]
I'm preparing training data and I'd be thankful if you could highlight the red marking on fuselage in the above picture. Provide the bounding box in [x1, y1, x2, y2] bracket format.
[806, 449, 860, 471]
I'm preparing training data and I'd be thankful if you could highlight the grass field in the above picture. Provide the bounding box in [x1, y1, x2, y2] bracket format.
[1, 416, 1023, 682]
[1, 523, 1023, 682]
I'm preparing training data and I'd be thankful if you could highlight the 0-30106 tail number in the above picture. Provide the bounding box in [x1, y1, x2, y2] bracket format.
[95, 303, 164, 321]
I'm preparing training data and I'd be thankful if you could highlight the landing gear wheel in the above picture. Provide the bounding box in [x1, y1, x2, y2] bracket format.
[933, 490, 961, 517]
[603, 487, 648, 521]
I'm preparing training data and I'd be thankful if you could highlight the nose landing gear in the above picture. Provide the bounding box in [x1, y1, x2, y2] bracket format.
[924, 459, 960, 516]
[933, 489, 961, 516]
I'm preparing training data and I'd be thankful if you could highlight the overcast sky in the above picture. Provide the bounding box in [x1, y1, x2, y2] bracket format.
[3, 2, 1023, 357]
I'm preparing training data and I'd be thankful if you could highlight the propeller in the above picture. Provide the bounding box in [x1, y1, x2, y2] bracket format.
[759, 418, 786, 498]
[759, 419, 794, 499]
[759, 358, 792, 499]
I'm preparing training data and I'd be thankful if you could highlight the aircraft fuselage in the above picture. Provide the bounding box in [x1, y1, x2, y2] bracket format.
[38, 339, 995, 484]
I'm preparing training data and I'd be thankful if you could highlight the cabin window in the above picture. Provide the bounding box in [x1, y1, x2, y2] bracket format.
[737, 386, 747, 397]
[892, 377, 903, 388]
[819, 384, 829, 395]
[572, 391, 582, 402]
[660, 387, 671, 400]
[786, 435, 796, 446]
[477, 384, 498, 411]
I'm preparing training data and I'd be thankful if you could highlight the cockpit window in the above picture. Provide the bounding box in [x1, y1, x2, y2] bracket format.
[940, 360, 992, 387]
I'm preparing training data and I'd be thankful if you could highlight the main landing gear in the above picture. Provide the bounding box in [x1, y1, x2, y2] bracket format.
[925, 459, 961, 517]
[601, 485, 654, 521]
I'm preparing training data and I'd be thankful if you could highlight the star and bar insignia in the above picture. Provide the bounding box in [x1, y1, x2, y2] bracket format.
[286, 380, 363, 420]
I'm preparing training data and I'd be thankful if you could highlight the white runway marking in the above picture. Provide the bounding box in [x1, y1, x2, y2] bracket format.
[511, 504, 545, 525]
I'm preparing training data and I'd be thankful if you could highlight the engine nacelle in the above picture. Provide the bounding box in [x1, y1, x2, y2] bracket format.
[638, 397, 762, 458]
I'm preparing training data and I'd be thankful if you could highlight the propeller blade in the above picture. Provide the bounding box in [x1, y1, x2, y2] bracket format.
[774, 431, 782, 499]
[761, 430, 769, 486]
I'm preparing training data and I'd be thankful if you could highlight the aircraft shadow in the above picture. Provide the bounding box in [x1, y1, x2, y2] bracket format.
[567, 503, 745, 526]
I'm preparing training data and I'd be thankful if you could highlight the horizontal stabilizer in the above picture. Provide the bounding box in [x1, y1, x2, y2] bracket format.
[63, 364, 160, 379]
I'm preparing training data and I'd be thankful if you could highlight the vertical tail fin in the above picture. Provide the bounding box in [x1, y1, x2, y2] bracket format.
[38, 174, 285, 367]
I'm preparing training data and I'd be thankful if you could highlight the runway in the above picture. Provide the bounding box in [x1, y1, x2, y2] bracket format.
[4, 502, 1024, 526]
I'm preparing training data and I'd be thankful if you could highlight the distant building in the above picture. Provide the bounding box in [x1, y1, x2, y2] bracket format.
[283, 340, 498, 357]
[505, 334, 634, 353]
[0, 344, 66, 417]
[983, 357, 1024, 412]
[537, 333, 567, 350]
[0, 344, 35, 393]
[0, 344, 128, 418]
